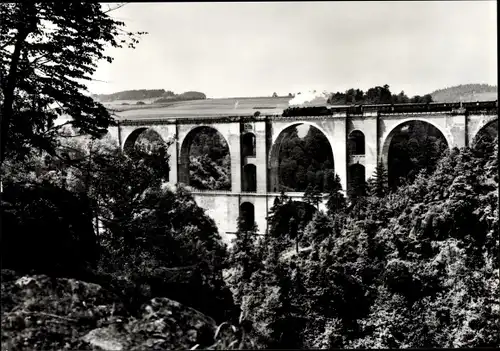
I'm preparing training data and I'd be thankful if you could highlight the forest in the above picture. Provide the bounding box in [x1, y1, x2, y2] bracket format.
[1, 2, 498, 350]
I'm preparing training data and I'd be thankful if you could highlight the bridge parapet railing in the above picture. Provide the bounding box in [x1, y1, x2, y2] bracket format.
[190, 189, 234, 195]
[189, 190, 328, 197]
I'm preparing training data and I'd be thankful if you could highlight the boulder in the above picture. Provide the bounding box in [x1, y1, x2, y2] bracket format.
[1, 271, 219, 350]
[1, 271, 127, 350]
[82, 297, 217, 350]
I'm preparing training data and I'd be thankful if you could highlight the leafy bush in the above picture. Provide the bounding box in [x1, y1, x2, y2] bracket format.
[1, 131, 238, 324]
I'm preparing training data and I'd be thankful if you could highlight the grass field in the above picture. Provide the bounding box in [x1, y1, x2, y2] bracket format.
[111, 96, 293, 118]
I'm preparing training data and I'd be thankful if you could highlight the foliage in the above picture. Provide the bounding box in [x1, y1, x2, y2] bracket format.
[327, 84, 433, 105]
[232, 136, 499, 349]
[190, 155, 231, 190]
[1, 131, 238, 324]
[367, 161, 389, 198]
[277, 126, 334, 192]
[347, 165, 368, 202]
[187, 127, 231, 190]
[388, 121, 448, 189]
[267, 193, 317, 244]
[325, 172, 346, 215]
[227, 218, 262, 306]
[303, 184, 322, 209]
[93, 89, 207, 103]
[0, 2, 146, 162]
[1, 179, 98, 276]
[153, 91, 207, 103]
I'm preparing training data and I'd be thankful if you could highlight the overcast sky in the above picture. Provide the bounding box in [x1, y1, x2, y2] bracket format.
[88, 1, 497, 98]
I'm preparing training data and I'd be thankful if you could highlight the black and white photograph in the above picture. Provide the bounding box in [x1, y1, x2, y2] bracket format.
[0, 1, 498, 349]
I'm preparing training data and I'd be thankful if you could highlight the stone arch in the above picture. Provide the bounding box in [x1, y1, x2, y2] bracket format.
[381, 119, 451, 168]
[268, 122, 335, 192]
[179, 126, 231, 189]
[123, 127, 149, 153]
[381, 119, 449, 189]
[239, 202, 255, 230]
[123, 127, 169, 155]
[471, 117, 498, 146]
[347, 163, 366, 197]
[348, 130, 365, 155]
[178, 124, 233, 157]
[242, 132, 256, 157]
[242, 164, 257, 192]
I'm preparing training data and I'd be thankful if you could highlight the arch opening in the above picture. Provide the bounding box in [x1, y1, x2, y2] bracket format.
[179, 126, 231, 190]
[123, 128, 170, 181]
[242, 164, 257, 192]
[269, 123, 335, 192]
[347, 163, 366, 199]
[239, 202, 255, 231]
[348, 130, 365, 155]
[385, 120, 448, 190]
[242, 133, 256, 157]
[123, 128, 167, 154]
[472, 119, 498, 157]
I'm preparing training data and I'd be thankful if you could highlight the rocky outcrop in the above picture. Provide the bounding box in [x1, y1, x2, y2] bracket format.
[1, 271, 220, 350]
[82, 297, 217, 350]
[1, 270, 126, 350]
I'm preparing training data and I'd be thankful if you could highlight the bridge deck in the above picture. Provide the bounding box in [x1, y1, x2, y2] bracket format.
[113, 98, 497, 124]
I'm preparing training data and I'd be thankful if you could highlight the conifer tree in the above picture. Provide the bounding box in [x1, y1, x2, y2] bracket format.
[325, 171, 346, 215]
[367, 162, 389, 198]
[304, 184, 323, 209]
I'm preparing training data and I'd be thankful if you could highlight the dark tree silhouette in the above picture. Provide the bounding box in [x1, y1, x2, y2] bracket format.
[0, 2, 146, 163]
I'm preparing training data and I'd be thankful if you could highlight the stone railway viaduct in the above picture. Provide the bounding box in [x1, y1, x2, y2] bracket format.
[107, 98, 498, 243]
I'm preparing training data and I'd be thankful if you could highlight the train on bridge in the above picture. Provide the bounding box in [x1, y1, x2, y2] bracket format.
[282, 100, 498, 117]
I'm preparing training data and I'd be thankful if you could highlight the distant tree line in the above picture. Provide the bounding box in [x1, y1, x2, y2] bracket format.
[92, 89, 207, 103]
[327, 84, 433, 105]
[154, 91, 207, 103]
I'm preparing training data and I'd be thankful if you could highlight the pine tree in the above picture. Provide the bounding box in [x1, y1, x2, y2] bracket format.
[348, 176, 368, 203]
[303, 210, 335, 245]
[304, 184, 322, 209]
[267, 191, 289, 234]
[325, 171, 346, 215]
[229, 216, 261, 305]
[367, 162, 389, 198]
[266, 191, 295, 252]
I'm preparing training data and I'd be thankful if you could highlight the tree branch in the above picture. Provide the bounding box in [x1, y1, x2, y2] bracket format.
[103, 3, 128, 14]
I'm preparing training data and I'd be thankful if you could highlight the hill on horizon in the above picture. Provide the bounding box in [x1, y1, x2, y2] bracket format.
[92, 84, 498, 106]
[430, 83, 497, 102]
[92, 89, 206, 103]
